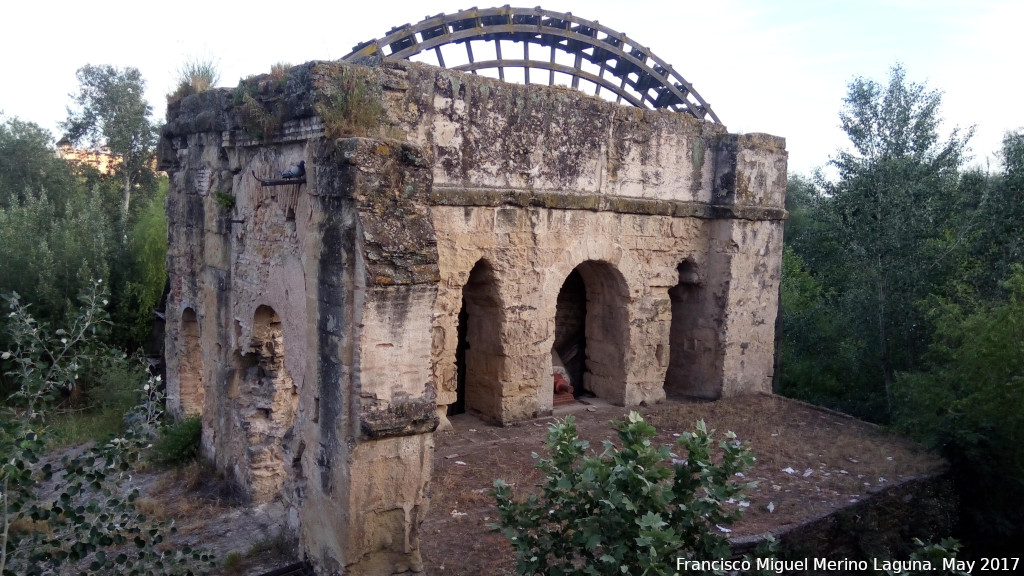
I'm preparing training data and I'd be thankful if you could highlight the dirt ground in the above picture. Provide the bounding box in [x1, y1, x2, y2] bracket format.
[419, 394, 945, 575]
[145, 394, 944, 575]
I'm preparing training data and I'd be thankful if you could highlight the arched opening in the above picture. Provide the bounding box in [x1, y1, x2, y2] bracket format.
[552, 270, 586, 405]
[179, 308, 204, 416]
[554, 261, 629, 404]
[242, 305, 298, 501]
[665, 261, 719, 399]
[452, 260, 504, 423]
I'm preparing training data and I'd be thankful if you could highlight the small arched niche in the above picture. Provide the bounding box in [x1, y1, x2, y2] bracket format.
[243, 305, 298, 501]
[452, 259, 505, 423]
[178, 308, 205, 416]
[666, 261, 720, 399]
[554, 260, 630, 404]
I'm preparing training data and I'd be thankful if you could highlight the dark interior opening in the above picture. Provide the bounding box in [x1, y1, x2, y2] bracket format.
[449, 260, 503, 422]
[553, 269, 588, 397]
[450, 300, 469, 416]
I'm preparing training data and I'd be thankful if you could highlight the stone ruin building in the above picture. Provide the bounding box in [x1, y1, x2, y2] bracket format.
[157, 7, 787, 575]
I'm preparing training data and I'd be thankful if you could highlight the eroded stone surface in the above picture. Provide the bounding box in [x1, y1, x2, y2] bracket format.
[160, 58, 786, 575]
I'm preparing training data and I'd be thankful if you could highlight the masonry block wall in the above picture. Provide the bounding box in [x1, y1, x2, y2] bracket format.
[159, 59, 786, 575]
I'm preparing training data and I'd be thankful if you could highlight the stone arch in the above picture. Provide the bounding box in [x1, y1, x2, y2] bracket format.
[453, 259, 505, 423]
[241, 305, 299, 501]
[178, 307, 204, 417]
[665, 260, 720, 398]
[554, 260, 630, 404]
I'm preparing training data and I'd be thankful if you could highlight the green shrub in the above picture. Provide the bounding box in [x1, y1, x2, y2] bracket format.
[214, 190, 236, 210]
[169, 57, 220, 101]
[492, 412, 760, 576]
[1, 286, 214, 575]
[315, 67, 384, 139]
[153, 415, 202, 466]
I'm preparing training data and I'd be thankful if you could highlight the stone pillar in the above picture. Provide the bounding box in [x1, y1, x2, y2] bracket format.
[301, 137, 439, 575]
[707, 134, 788, 396]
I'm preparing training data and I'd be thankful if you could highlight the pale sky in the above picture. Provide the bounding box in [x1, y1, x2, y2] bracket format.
[3, 0, 1021, 176]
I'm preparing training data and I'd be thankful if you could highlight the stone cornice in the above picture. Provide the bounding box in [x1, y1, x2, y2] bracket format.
[427, 186, 788, 221]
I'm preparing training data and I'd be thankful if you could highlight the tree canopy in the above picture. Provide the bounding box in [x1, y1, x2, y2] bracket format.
[61, 65, 156, 229]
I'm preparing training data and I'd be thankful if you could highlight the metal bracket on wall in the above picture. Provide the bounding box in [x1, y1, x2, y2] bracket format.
[252, 170, 306, 187]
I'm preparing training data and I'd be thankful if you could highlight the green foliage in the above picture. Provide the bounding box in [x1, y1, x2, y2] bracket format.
[113, 179, 168, 348]
[894, 266, 1024, 547]
[315, 67, 384, 139]
[0, 186, 114, 329]
[0, 115, 75, 209]
[1, 286, 214, 575]
[214, 189, 236, 210]
[884, 538, 970, 576]
[233, 77, 283, 141]
[61, 64, 157, 231]
[0, 113, 166, 353]
[782, 65, 973, 422]
[2, 280, 112, 419]
[778, 246, 862, 408]
[492, 412, 762, 575]
[152, 415, 202, 466]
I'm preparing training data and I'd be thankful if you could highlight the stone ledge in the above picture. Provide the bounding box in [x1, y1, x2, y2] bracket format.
[428, 186, 788, 221]
[360, 397, 441, 440]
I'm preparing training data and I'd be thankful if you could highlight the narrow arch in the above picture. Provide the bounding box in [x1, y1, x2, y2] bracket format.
[243, 305, 298, 501]
[665, 261, 720, 399]
[178, 308, 204, 416]
[452, 259, 505, 423]
[554, 260, 629, 404]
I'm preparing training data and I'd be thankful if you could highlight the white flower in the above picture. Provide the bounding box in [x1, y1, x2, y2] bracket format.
[155, 375, 162, 382]
[61, 338, 68, 344]
[144, 385, 150, 391]
[1, 352, 10, 360]
[102, 299, 108, 305]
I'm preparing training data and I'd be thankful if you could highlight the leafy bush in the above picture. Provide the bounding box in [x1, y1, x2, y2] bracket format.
[153, 415, 202, 466]
[492, 412, 760, 576]
[884, 538, 970, 576]
[1, 285, 214, 575]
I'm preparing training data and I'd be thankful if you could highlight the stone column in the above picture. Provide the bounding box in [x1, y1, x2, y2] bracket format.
[301, 137, 439, 575]
[707, 134, 788, 396]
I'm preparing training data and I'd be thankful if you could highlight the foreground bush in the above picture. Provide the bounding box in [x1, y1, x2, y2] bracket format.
[1, 283, 213, 576]
[492, 412, 759, 576]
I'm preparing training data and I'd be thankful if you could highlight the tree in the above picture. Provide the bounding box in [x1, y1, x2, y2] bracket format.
[0, 116, 75, 209]
[61, 65, 156, 233]
[791, 65, 972, 420]
[894, 266, 1024, 551]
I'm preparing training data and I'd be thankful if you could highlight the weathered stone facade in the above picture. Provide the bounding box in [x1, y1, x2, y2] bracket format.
[159, 58, 786, 574]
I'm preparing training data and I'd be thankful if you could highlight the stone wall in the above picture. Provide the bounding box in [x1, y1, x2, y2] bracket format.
[159, 58, 786, 574]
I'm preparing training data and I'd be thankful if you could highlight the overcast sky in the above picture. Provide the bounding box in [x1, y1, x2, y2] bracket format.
[3, 0, 1021, 176]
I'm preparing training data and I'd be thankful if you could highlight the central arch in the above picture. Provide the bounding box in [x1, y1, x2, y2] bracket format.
[553, 260, 630, 404]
